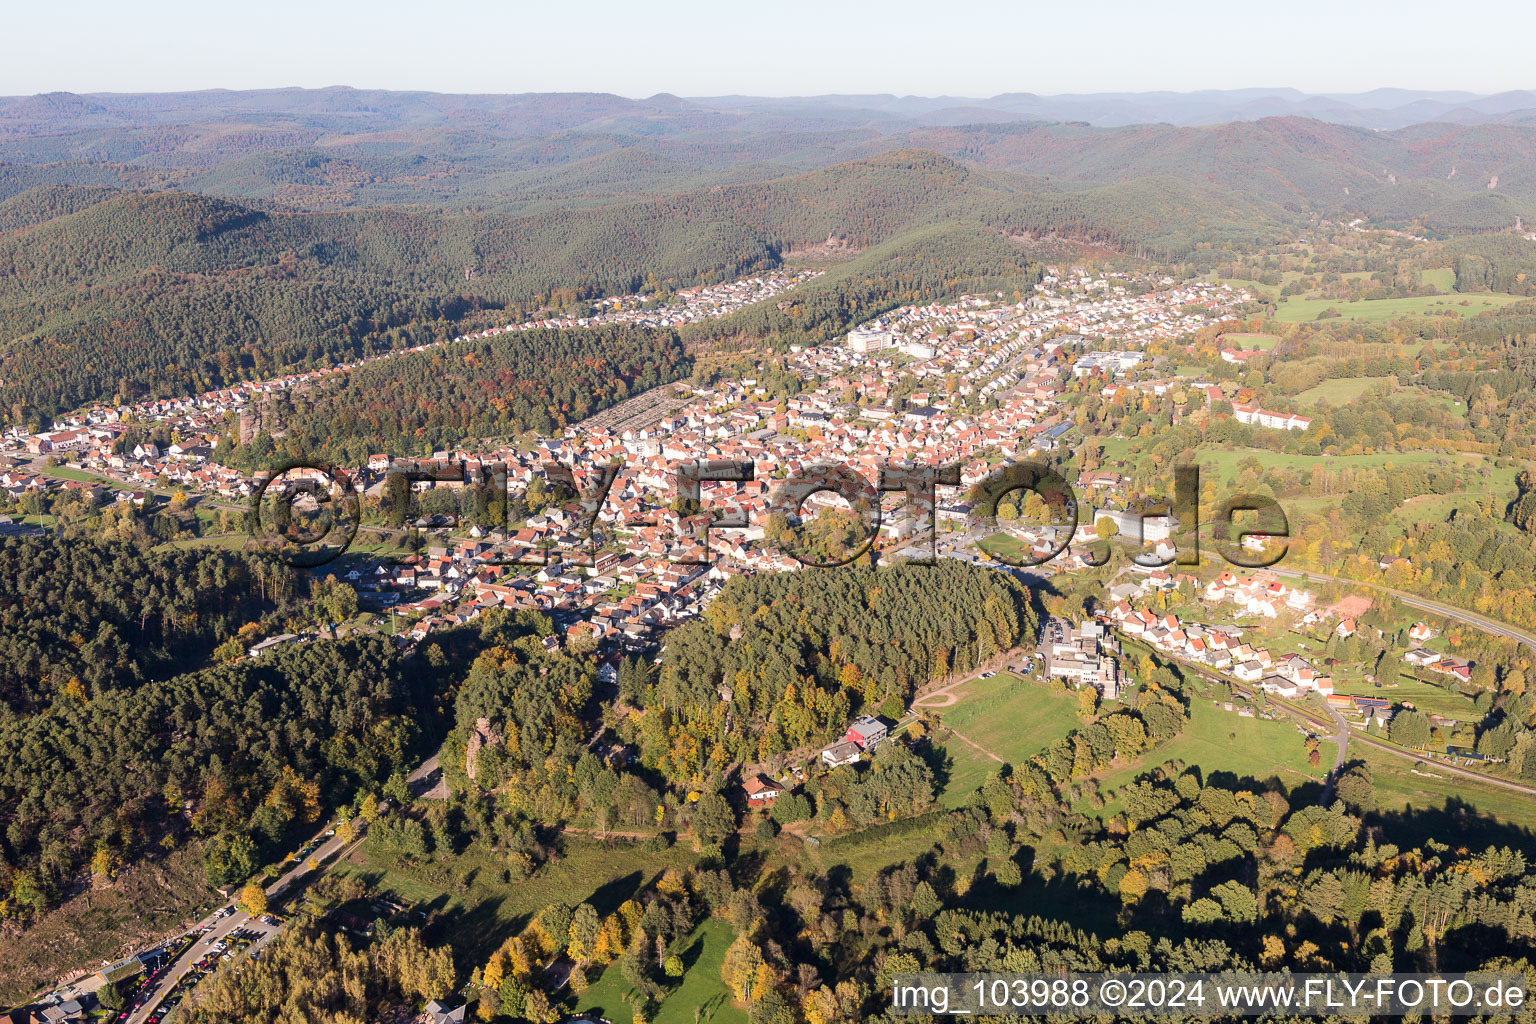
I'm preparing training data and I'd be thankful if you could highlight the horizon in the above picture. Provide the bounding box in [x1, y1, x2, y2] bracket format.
[7, 0, 1532, 98]
[9, 82, 1536, 135]
[6, 85, 1531, 101]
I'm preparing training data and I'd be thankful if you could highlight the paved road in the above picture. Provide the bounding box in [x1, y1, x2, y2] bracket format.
[406, 755, 447, 800]
[1259, 689, 1536, 800]
[121, 915, 279, 1024]
[125, 820, 355, 1024]
[1270, 567, 1536, 654]
[1316, 702, 1351, 805]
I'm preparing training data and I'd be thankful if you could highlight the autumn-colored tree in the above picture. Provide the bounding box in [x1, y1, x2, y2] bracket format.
[1077, 686, 1099, 718]
[482, 951, 505, 996]
[237, 882, 268, 916]
[568, 902, 602, 964]
[1119, 867, 1149, 903]
[722, 935, 765, 1003]
[91, 844, 119, 880]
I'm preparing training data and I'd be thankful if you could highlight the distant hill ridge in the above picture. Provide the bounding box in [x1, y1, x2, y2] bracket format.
[8, 86, 1536, 132]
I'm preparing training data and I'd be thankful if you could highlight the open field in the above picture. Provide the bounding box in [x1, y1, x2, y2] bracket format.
[1092, 698, 1322, 806]
[1097, 441, 1464, 491]
[806, 814, 951, 884]
[939, 673, 1081, 768]
[40, 465, 114, 484]
[575, 918, 745, 1024]
[932, 733, 1005, 808]
[1296, 376, 1396, 405]
[1365, 675, 1482, 722]
[337, 834, 696, 963]
[1360, 746, 1536, 839]
[1421, 268, 1456, 291]
[1219, 332, 1279, 350]
[976, 531, 1032, 562]
[1213, 277, 1279, 301]
[159, 532, 250, 552]
[1273, 293, 1524, 323]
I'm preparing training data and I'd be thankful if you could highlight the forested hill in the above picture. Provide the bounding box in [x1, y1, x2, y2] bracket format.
[645, 562, 1037, 772]
[0, 154, 1273, 420]
[0, 536, 434, 921]
[7, 87, 1536, 229]
[0, 537, 293, 713]
[233, 325, 692, 464]
[0, 634, 430, 914]
[907, 119, 1536, 233]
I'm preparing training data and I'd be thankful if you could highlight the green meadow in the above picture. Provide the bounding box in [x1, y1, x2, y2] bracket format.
[1273, 293, 1524, 323]
[940, 673, 1082, 768]
[1296, 376, 1397, 405]
[575, 918, 745, 1024]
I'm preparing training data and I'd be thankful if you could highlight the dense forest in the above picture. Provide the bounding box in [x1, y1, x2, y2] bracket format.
[642, 563, 1036, 778]
[0, 632, 431, 919]
[222, 325, 691, 464]
[1450, 235, 1536, 295]
[0, 538, 289, 713]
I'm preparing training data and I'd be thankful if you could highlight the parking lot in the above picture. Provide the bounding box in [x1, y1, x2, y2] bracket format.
[114, 919, 280, 1024]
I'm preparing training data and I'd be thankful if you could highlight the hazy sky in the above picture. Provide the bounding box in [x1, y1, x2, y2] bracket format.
[10, 0, 1531, 97]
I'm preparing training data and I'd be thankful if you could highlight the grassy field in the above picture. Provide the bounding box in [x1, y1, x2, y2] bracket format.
[338, 834, 697, 963]
[1421, 267, 1456, 291]
[931, 733, 1005, 808]
[1130, 444, 1460, 492]
[976, 532, 1033, 562]
[1390, 491, 1520, 534]
[1273, 293, 1524, 323]
[940, 674, 1081, 768]
[1360, 746, 1536, 841]
[805, 815, 951, 884]
[1364, 675, 1482, 722]
[1296, 376, 1396, 405]
[160, 532, 250, 552]
[1213, 277, 1279, 301]
[1092, 698, 1322, 808]
[1402, 387, 1465, 418]
[1219, 332, 1279, 350]
[41, 465, 113, 484]
[1097, 435, 1490, 501]
[574, 918, 745, 1024]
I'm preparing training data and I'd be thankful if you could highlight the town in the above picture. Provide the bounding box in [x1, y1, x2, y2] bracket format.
[10, 63, 1536, 1024]
[2, 270, 1260, 649]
